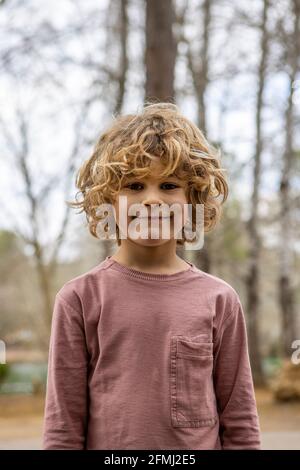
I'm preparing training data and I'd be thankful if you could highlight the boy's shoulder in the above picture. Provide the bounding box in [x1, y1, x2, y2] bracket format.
[55, 258, 110, 311]
[193, 266, 241, 306]
[191, 267, 243, 329]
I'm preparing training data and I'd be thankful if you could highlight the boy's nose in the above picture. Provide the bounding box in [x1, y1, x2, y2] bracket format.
[142, 198, 164, 208]
[142, 198, 165, 216]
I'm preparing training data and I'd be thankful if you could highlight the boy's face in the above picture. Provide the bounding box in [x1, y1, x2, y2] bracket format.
[113, 159, 189, 247]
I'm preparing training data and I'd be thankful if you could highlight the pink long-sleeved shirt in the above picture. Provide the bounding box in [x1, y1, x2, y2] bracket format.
[42, 255, 261, 450]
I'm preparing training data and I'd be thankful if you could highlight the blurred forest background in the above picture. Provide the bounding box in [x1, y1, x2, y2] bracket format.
[0, 0, 300, 449]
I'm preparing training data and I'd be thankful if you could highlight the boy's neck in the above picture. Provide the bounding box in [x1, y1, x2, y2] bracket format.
[111, 241, 189, 274]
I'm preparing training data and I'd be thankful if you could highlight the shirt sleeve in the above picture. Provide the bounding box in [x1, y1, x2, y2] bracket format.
[213, 298, 261, 449]
[42, 292, 89, 450]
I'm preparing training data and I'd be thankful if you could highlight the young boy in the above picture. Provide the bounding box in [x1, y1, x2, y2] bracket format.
[42, 102, 261, 450]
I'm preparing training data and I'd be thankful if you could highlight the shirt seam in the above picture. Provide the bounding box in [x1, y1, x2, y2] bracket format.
[107, 262, 202, 283]
[56, 292, 83, 317]
[55, 292, 90, 357]
[213, 297, 240, 344]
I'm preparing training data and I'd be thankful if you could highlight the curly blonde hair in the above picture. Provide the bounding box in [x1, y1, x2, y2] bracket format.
[68, 102, 228, 246]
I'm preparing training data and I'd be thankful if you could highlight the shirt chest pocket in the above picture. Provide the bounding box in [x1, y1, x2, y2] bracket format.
[170, 335, 218, 428]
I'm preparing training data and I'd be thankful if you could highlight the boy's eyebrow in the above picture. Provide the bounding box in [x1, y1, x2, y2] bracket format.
[159, 173, 181, 180]
[163, 173, 178, 178]
[123, 173, 180, 181]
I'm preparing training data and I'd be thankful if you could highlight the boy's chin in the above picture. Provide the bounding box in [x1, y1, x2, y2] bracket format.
[128, 236, 174, 247]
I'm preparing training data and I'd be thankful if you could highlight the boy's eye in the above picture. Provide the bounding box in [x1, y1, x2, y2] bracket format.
[125, 182, 144, 191]
[161, 182, 179, 190]
[124, 182, 180, 191]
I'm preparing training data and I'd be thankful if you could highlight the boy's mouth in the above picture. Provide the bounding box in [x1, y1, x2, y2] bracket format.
[131, 215, 173, 219]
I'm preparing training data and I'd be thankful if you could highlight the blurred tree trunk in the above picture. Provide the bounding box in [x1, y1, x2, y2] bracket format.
[113, 0, 129, 115]
[184, 0, 212, 272]
[245, 0, 270, 386]
[144, 0, 176, 102]
[278, 0, 300, 357]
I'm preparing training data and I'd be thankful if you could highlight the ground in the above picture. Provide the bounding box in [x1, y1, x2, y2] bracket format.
[0, 387, 299, 449]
